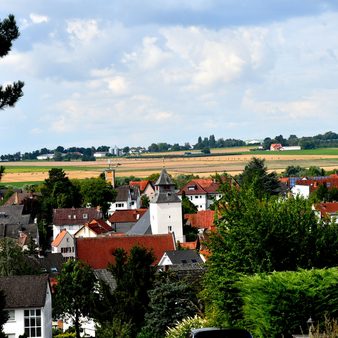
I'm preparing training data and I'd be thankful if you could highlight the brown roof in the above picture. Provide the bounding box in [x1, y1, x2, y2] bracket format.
[4, 191, 37, 206]
[108, 209, 147, 223]
[178, 179, 220, 196]
[53, 207, 102, 226]
[76, 233, 176, 269]
[87, 219, 113, 234]
[185, 210, 216, 230]
[51, 229, 68, 247]
[0, 274, 49, 309]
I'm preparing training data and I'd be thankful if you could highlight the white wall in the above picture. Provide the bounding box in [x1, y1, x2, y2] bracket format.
[53, 224, 83, 240]
[150, 202, 183, 243]
[291, 185, 310, 198]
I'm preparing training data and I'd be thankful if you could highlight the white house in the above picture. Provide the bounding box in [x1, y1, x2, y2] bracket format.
[51, 229, 75, 258]
[108, 186, 140, 214]
[178, 179, 222, 211]
[0, 275, 52, 338]
[52, 207, 103, 240]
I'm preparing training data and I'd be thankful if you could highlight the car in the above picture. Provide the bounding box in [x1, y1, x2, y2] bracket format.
[188, 327, 253, 338]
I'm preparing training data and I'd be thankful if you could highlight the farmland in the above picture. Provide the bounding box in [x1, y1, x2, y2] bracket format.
[1, 147, 338, 185]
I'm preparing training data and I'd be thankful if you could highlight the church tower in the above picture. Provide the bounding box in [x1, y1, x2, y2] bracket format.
[150, 168, 184, 243]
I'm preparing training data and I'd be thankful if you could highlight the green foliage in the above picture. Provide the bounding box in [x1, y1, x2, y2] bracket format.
[140, 273, 200, 337]
[237, 157, 280, 198]
[39, 168, 81, 224]
[0, 14, 24, 110]
[72, 177, 116, 216]
[54, 260, 98, 338]
[0, 166, 4, 181]
[0, 238, 37, 276]
[53, 333, 76, 338]
[98, 246, 156, 338]
[0, 187, 13, 206]
[237, 268, 338, 337]
[182, 195, 198, 215]
[203, 180, 338, 327]
[96, 319, 133, 338]
[165, 315, 209, 338]
[173, 174, 199, 189]
[140, 194, 149, 208]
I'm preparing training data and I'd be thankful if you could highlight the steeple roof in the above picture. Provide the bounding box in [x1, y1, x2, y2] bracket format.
[155, 168, 175, 186]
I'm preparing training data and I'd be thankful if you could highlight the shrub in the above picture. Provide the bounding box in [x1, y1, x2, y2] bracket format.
[165, 315, 208, 338]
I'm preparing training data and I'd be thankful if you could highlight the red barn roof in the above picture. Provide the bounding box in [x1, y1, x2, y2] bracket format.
[314, 202, 338, 217]
[76, 233, 176, 268]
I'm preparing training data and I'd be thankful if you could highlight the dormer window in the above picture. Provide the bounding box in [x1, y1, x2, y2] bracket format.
[83, 214, 88, 219]
[188, 185, 196, 191]
[73, 215, 76, 219]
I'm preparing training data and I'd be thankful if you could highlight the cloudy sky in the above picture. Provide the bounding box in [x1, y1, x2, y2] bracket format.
[1, 1, 338, 154]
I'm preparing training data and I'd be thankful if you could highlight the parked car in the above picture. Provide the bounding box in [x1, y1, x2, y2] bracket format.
[188, 328, 253, 338]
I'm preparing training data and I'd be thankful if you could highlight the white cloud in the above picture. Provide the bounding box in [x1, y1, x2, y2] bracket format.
[30, 13, 49, 24]
[66, 19, 101, 44]
[107, 76, 128, 95]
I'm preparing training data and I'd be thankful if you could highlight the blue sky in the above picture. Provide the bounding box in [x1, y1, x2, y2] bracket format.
[1, 1, 338, 153]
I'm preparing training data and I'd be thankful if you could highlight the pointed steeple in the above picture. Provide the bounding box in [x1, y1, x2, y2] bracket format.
[152, 168, 180, 203]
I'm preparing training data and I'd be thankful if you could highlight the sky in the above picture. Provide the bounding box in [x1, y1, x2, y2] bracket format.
[1, 1, 338, 154]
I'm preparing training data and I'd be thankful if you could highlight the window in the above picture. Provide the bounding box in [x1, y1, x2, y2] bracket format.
[8, 310, 15, 321]
[24, 309, 42, 337]
[68, 215, 71, 219]
[168, 226, 172, 232]
[83, 213, 88, 219]
[73, 215, 76, 219]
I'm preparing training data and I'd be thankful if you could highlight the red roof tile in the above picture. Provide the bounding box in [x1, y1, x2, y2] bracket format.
[180, 240, 198, 250]
[108, 209, 147, 223]
[185, 210, 216, 230]
[314, 202, 338, 217]
[76, 233, 176, 268]
[87, 219, 113, 235]
[130, 180, 153, 193]
[51, 229, 68, 247]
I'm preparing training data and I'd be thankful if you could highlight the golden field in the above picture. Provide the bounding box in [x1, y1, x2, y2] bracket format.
[2, 148, 338, 183]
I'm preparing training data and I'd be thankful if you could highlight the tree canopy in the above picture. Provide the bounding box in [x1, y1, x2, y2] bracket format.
[203, 180, 338, 327]
[237, 157, 281, 198]
[0, 14, 24, 109]
[54, 259, 98, 338]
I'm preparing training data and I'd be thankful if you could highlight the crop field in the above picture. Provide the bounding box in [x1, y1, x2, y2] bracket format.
[2, 148, 338, 184]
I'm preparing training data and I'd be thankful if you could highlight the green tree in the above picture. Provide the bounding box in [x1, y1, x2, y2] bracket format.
[140, 273, 200, 338]
[282, 165, 304, 177]
[99, 247, 156, 337]
[237, 157, 280, 198]
[73, 177, 116, 216]
[0, 238, 37, 276]
[203, 181, 338, 327]
[38, 168, 81, 223]
[0, 14, 24, 109]
[54, 260, 98, 338]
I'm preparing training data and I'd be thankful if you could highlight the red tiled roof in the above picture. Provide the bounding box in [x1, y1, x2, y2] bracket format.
[76, 233, 176, 268]
[51, 229, 68, 247]
[130, 180, 153, 193]
[270, 143, 282, 150]
[185, 210, 216, 230]
[4, 192, 37, 206]
[180, 240, 198, 250]
[108, 209, 147, 223]
[314, 202, 338, 217]
[53, 208, 102, 226]
[87, 219, 113, 235]
[295, 177, 338, 193]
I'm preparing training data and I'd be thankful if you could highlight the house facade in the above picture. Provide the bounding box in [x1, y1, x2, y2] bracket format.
[108, 186, 140, 214]
[51, 229, 75, 258]
[0, 275, 52, 338]
[52, 207, 102, 240]
[178, 179, 222, 211]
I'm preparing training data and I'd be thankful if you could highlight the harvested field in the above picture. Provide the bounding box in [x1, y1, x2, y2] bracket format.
[2, 150, 338, 183]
